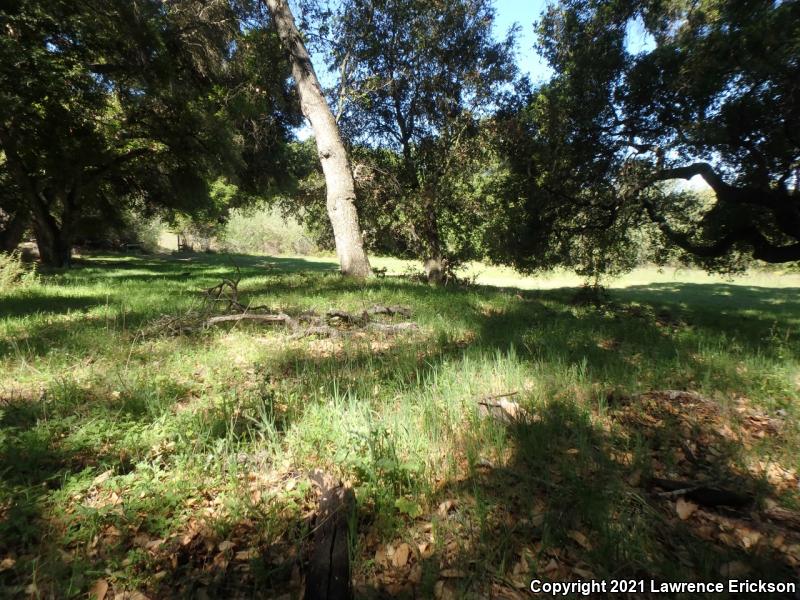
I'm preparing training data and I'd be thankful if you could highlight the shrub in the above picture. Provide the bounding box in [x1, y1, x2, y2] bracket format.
[219, 205, 318, 256]
[0, 251, 37, 291]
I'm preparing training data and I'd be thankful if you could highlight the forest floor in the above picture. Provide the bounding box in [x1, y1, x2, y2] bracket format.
[1, 252, 799, 599]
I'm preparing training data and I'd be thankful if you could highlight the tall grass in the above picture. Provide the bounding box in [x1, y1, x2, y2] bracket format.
[0, 253, 798, 597]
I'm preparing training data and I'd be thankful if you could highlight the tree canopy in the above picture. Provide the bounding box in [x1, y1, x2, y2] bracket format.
[320, 0, 518, 280]
[491, 0, 800, 277]
[1, 0, 798, 278]
[0, 0, 299, 265]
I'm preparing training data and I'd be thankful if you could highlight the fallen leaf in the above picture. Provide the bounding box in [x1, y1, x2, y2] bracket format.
[676, 497, 698, 520]
[235, 549, 258, 561]
[573, 565, 595, 578]
[567, 530, 592, 550]
[417, 541, 432, 558]
[92, 470, 114, 487]
[212, 552, 229, 570]
[0, 557, 15, 572]
[437, 499, 456, 517]
[218, 540, 235, 553]
[439, 568, 466, 578]
[145, 538, 164, 552]
[89, 579, 108, 600]
[409, 564, 423, 584]
[543, 558, 559, 573]
[434, 580, 457, 600]
[737, 528, 762, 549]
[374, 546, 387, 567]
[393, 543, 410, 567]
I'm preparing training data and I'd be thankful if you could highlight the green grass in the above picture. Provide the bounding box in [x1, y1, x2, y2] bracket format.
[1, 253, 799, 598]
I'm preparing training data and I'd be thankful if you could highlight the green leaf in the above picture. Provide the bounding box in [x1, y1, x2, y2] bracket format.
[394, 497, 423, 518]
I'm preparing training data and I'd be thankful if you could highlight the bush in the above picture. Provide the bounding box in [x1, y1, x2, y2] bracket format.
[0, 251, 37, 291]
[126, 212, 164, 253]
[219, 205, 318, 256]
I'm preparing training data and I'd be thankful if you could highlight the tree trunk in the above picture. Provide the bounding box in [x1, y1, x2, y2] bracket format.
[420, 189, 445, 284]
[0, 209, 28, 253]
[265, 0, 371, 278]
[32, 212, 71, 268]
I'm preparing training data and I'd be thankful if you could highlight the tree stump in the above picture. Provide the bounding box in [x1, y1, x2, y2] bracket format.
[305, 471, 355, 600]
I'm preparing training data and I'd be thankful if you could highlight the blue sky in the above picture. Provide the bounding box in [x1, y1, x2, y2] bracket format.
[492, 0, 656, 81]
[492, 0, 552, 83]
[299, 0, 657, 139]
[307, 0, 655, 86]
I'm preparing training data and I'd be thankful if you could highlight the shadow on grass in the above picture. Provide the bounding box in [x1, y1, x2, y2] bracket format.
[419, 396, 799, 599]
[0, 291, 102, 319]
[2, 255, 799, 597]
[73, 252, 339, 277]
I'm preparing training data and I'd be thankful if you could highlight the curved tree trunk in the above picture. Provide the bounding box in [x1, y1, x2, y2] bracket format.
[265, 0, 371, 278]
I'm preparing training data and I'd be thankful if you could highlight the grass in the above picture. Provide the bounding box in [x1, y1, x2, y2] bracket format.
[1, 252, 799, 598]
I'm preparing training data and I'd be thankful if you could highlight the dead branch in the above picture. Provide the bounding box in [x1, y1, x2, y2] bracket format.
[367, 304, 411, 317]
[165, 276, 418, 339]
[367, 322, 419, 333]
[326, 309, 369, 326]
[204, 313, 298, 328]
[648, 477, 752, 508]
[477, 392, 529, 424]
[289, 325, 341, 340]
[764, 506, 800, 531]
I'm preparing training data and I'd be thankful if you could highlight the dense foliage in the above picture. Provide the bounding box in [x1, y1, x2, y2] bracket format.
[0, 0, 299, 265]
[490, 0, 800, 276]
[1, 0, 797, 278]
[318, 0, 518, 280]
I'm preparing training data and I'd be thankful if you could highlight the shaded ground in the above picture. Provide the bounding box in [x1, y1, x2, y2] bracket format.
[1, 253, 798, 598]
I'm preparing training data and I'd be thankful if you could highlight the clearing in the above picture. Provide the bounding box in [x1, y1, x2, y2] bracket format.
[1, 254, 799, 598]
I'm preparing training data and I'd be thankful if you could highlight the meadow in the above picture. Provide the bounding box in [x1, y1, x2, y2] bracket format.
[1, 253, 799, 598]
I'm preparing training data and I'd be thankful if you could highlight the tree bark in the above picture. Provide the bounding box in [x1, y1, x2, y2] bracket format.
[32, 211, 72, 268]
[0, 209, 28, 253]
[0, 126, 71, 267]
[265, 0, 371, 278]
[420, 188, 445, 283]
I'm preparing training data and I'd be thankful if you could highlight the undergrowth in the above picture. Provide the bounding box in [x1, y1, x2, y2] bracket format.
[0, 253, 798, 598]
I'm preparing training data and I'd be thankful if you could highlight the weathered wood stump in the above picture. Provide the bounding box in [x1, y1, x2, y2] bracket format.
[305, 471, 355, 600]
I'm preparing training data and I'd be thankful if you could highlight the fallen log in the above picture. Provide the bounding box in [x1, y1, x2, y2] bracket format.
[290, 325, 341, 340]
[367, 322, 419, 333]
[290, 322, 419, 339]
[326, 310, 369, 326]
[204, 313, 298, 328]
[649, 477, 752, 508]
[366, 305, 411, 318]
[764, 506, 800, 531]
[305, 471, 355, 600]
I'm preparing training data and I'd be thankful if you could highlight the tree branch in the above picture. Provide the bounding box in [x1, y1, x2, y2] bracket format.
[82, 147, 156, 185]
[643, 196, 800, 263]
